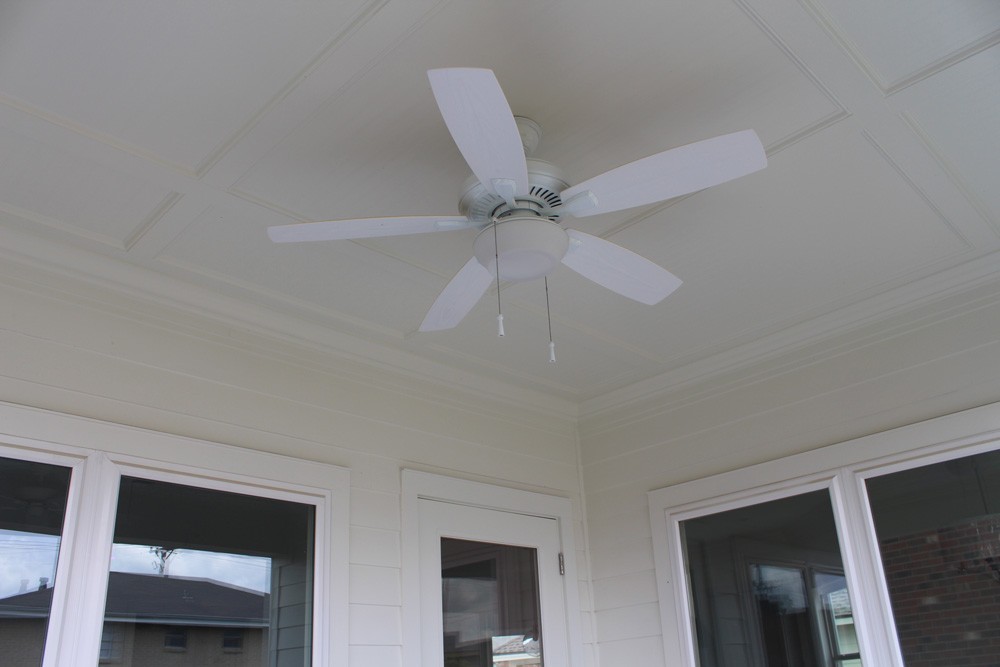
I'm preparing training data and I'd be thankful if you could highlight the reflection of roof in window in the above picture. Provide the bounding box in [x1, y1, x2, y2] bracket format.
[492, 635, 540, 655]
[0, 572, 269, 626]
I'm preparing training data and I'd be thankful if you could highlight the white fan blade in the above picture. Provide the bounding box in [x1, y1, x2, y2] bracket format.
[559, 129, 766, 217]
[419, 257, 495, 331]
[268, 216, 476, 243]
[428, 68, 529, 198]
[561, 229, 682, 305]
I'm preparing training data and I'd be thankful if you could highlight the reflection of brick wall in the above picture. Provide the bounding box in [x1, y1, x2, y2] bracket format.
[879, 519, 1000, 667]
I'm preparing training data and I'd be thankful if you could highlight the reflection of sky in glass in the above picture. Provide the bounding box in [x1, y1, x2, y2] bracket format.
[109, 543, 271, 593]
[443, 577, 499, 644]
[0, 529, 61, 599]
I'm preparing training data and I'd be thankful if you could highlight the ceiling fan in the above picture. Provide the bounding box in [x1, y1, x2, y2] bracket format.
[268, 68, 766, 339]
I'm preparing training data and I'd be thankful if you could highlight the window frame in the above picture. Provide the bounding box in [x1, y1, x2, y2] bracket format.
[649, 401, 1000, 667]
[98, 623, 125, 663]
[162, 626, 188, 652]
[0, 401, 349, 667]
[222, 627, 244, 653]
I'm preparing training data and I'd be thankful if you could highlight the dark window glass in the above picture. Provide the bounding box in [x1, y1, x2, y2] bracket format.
[441, 538, 542, 667]
[222, 627, 244, 652]
[681, 490, 862, 666]
[99, 476, 315, 666]
[0, 456, 72, 667]
[163, 627, 186, 651]
[99, 623, 124, 662]
[867, 450, 1000, 666]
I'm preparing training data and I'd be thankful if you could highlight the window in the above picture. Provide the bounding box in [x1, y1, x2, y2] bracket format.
[814, 572, 861, 666]
[0, 455, 72, 665]
[649, 403, 1000, 667]
[441, 538, 543, 667]
[101, 476, 315, 666]
[680, 490, 863, 666]
[99, 623, 124, 662]
[403, 470, 584, 667]
[0, 401, 349, 667]
[163, 627, 187, 651]
[867, 449, 1000, 665]
[222, 627, 244, 652]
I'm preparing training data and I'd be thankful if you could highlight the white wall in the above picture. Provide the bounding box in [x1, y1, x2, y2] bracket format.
[0, 272, 595, 667]
[6, 260, 1000, 667]
[578, 283, 1000, 665]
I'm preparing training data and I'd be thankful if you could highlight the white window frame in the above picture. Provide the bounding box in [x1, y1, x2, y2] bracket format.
[0, 401, 350, 667]
[400, 469, 585, 667]
[649, 401, 1000, 667]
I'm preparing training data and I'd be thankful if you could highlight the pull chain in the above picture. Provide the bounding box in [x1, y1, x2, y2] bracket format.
[545, 277, 556, 363]
[493, 218, 504, 337]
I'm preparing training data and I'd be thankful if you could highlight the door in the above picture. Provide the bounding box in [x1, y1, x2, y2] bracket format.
[418, 498, 569, 667]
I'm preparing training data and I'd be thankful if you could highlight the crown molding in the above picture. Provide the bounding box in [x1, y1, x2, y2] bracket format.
[4, 221, 999, 430]
[581, 250, 1000, 422]
[0, 227, 579, 422]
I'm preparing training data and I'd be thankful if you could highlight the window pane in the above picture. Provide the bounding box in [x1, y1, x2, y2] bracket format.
[100, 476, 315, 666]
[441, 538, 542, 667]
[867, 449, 1000, 666]
[681, 489, 863, 666]
[0, 456, 72, 667]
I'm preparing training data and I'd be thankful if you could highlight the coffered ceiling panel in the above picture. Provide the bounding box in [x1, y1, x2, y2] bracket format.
[0, 0, 996, 405]
[892, 45, 1000, 230]
[236, 0, 839, 225]
[161, 204, 446, 336]
[0, 123, 170, 247]
[811, 0, 1000, 89]
[0, 0, 375, 171]
[500, 120, 970, 368]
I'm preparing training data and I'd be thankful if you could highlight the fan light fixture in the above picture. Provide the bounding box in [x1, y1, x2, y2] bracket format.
[473, 217, 568, 282]
[267, 68, 768, 363]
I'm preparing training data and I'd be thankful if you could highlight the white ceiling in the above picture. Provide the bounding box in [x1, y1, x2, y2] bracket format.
[1, 0, 998, 408]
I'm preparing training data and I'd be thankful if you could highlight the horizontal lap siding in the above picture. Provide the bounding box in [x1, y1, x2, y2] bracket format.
[580, 293, 1000, 666]
[0, 278, 585, 667]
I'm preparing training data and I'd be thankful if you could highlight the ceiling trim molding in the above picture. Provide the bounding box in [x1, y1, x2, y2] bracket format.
[798, 0, 1000, 96]
[898, 111, 999, 237]
[0, 92, 197, 178]
[580, 251, 1000, 421]
[0, 227, 579, 422]
[191, 0, 395, 178]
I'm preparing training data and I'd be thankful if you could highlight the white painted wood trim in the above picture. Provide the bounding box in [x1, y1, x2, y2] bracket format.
[44, 452, 121, 666]
[830, 469, 903, 667]
[649, 401, 1000, 667]
[0, 401, 350, 667]
[401, 470, 583, 667]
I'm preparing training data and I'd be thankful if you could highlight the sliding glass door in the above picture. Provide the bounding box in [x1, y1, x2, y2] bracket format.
[651, 410, 1000, 667]
[866, 450, 1000, 666]
[0, 456, 72, 666]
[681, 490, 862, 667]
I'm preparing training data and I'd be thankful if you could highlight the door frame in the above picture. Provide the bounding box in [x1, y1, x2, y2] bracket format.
[401, 470, 583, 667]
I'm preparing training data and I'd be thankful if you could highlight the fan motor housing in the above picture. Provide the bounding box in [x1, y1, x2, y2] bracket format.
[459, 159, 569, 222]
[473, 217, 569, 282]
